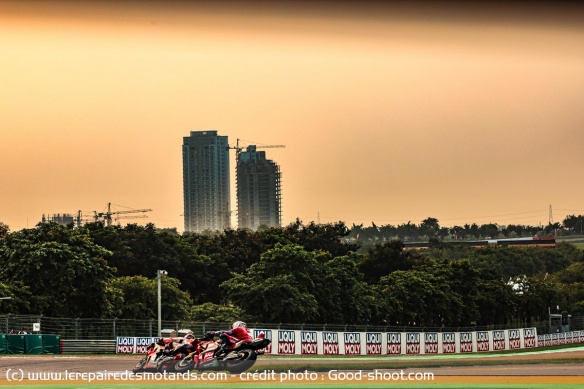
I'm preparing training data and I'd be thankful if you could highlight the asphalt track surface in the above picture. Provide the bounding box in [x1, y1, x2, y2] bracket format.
[0, 347, 583, 388]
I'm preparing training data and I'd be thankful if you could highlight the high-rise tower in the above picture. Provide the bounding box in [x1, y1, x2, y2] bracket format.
[237, 145, 282, 230]
[182, 131, 231, 233]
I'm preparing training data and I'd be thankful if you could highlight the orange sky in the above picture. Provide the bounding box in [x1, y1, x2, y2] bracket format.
[1, 1, 584, 232]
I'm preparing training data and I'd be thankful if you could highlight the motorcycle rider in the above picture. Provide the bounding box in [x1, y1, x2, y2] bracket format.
[207, 321, 252, 357]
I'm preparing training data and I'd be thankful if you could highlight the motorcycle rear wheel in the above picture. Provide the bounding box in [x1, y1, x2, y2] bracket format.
[224, 349, 257, 374]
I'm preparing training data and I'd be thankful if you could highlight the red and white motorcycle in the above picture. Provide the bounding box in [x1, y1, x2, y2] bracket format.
[133, 332, 271, 375]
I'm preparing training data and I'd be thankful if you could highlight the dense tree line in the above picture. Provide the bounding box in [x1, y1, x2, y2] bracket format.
[348, 215, 584, 246]
[0, 218, 582, 327]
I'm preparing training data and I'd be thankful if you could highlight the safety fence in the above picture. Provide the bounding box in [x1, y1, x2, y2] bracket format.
[0, 334, 60, 354]
[1, 314, 582, 340]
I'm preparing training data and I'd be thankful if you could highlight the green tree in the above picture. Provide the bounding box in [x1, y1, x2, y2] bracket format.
[0, 281, 31, 314]
[419, 217, 440, 238]
[220, 244, 322, 323]
[189, 302, 248, 322]
[0, 223, 114, 317]
[285, 220, 358, 257]
[0, 222, 9, 238]
[359, 240, 424, 284]
[109, 275, 193, 320]
[474, 269, 517, 325]
[377, 269, 463, 327]
[313, 253, 375, 324]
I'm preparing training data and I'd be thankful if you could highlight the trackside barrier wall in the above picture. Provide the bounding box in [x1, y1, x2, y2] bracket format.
[115, 328, 544, 355]
[0, 334, 6, 354]
[0, 334, 61, 354]
[538, 330, 584, 346]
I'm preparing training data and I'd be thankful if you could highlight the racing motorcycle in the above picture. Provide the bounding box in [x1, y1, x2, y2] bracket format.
[132, 337, 183, 373]
[133, 332, 271, 375]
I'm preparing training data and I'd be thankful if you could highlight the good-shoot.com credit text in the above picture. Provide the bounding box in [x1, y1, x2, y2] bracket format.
[6, 368, 435, 384]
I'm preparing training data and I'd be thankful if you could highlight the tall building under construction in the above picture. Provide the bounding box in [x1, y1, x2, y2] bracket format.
[182, 131, 231, 233]
[237, 145, 282, 230]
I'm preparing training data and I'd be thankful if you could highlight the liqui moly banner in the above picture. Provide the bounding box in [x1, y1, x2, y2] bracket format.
[442, 333, 456, 354]
[344, 332, 361, 355]
[492, 330, 506, 351]
[116, 337, 158, 354]
[118, 327, 549, 356]
[387, 332, 402, 355]
[508, 329, 521, 349]
[523, 328, 537, 348]
[253, 329, 273, 354]
[322, 332, 339, 355]
[546, 334, 553, 347]
[366, 333, 382, 355]
[406, 333, 421, 355]
[459, 332, 473, 353]
[424, 333, 438, 354]
[277, 330, 296, 354]
[116, 337, 136, 354]
[476, 331, 490, 352]
[136, 337, 158, 353]
[301, 331, 318, 354]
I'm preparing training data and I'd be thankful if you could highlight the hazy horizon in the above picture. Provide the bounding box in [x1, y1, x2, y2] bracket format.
[2, 1, 584, 232]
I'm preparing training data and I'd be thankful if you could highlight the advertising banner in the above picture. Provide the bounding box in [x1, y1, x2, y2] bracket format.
[252, 329, 273, 354]
[424, 333, 438, 354]
[459, 332, 473, 353]
[492, 330, 506, 351]
[277, 330, 296, 354]
[476, 331, 490, 352]
[386, 332, 402, 355]
[508, 329, 521, 349]
[442, 332, 456, 354]
[116, 337, 158, 354]
[523, 328, 537, 348]
[343, 332, 361, 355]
[114, 326, 550, 356]
[405, 333, 420, 355]
[300, 331, 318, 354]
[365, 333, 382, 355]
[322, 332, 339, 355]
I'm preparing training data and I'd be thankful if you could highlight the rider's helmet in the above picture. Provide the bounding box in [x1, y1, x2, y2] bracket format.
[185, 331, 195, 340]
[232, 321, 247, 329]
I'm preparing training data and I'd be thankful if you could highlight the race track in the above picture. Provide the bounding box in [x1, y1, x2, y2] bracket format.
[1, 347, 583, 388]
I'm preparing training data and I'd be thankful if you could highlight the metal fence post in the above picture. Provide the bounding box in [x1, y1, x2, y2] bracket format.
[75, 318, 79, 340]
[113, 318, 116, 339]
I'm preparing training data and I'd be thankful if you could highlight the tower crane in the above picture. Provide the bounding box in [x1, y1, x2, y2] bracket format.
[94, 203, 153, 226]
[228, 138, 285, 162]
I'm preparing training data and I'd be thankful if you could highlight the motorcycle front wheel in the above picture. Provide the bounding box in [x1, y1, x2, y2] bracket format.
[224, 349, 257, 374]
[174, 355, 196, 373]
[132, 357, 147, 374]
[156, 355, 178, 372]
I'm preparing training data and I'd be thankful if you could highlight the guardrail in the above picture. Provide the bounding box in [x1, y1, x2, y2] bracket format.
[61, 340, 116, 354]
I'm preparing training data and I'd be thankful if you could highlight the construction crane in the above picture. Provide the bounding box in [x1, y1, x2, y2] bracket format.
[228, 138, 285, 162]
[93, 203, 152, 226]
